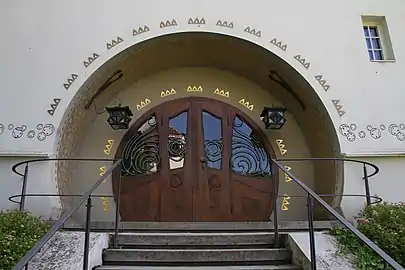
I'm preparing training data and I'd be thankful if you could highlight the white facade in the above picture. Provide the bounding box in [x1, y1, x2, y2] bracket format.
[0, 0, 404, 221]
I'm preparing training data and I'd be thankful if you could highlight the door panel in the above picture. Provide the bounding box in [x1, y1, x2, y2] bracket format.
[229, 113, 274, 221]
[195, 100, 231, 221]
[159, 101, 193, 221]
[113, 97, 277, 222]
[118, 113, 162, 221]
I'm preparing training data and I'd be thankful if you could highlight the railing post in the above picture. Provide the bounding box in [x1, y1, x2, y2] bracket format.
[83, 197, 92, 270]
[307, 194, 317, 270]
[113, 164, 122, 248]
[272, 171, 279, 247]
[20, 163, 29, 211]
[363, 164, 371, 206]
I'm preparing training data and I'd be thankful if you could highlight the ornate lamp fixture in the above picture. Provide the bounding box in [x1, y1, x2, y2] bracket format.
[105, 105, 133, 130]
[260, 107, 287, 130]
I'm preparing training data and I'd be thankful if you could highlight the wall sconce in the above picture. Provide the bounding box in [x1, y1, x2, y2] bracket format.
[106, 105, 133, 130]
[260, 107, 287, 130]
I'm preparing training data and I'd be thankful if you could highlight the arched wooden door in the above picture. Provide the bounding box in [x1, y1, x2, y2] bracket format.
[113, 97, 278, 222]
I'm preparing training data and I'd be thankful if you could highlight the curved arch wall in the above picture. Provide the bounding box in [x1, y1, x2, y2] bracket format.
[68, 67, 315, 221]
[1, 0, 405, 220]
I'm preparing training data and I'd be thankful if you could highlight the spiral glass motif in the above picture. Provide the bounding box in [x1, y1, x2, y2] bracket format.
[230, 116, 272, 176]
[121, 116, 160, 176]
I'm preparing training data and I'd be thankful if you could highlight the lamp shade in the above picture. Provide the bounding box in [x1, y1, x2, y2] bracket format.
[260, 107, 287, 130]
[105, 105, 133, 130]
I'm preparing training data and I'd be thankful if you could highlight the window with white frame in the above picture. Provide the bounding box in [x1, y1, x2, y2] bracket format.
[361, 16, 395, 62]
[363, 25, 383, 61]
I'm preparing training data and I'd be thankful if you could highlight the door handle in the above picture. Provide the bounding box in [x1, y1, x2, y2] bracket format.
[200, 156, 207, 163]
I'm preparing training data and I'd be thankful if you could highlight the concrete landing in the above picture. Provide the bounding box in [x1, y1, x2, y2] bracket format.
[287, 232, 355, 270]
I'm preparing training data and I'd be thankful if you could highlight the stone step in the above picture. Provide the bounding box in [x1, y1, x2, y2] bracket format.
[95, 265, 301, 270]
[57, 220, 336, 232]
[114, 232, 287, 247]
[102, 248, 291, 264]
[114, 221, 335, 232]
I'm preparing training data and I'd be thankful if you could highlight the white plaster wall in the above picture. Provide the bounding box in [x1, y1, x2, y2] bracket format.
[341, 156, 405, 218]
[1, 0, 405, 218]
[0, 156, 60, 219]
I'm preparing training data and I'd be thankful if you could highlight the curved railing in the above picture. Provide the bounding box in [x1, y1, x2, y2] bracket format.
[277, 157, 379, 206]
[11, 158, 117, 211]
[8, 157, 404, 270]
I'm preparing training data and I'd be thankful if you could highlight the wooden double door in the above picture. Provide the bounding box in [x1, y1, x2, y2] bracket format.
[113, 97, 278, 221]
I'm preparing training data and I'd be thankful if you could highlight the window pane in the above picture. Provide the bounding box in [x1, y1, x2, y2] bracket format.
[202, 111, 222, 169]
[371, 38, 381, 49]
[368, 50, 374, 60]
[168, 111, 187, 169]
[231, 116, 272, 176]
[374, 50, 383, 60]
[369, 27, 378, 37]
[363, 27, 370, 37]
[121, 115, 160, 176]
[365, 38, 372, 49]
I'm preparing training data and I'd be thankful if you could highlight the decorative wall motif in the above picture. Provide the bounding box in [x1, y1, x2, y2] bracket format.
[188, 17, 205, 26]
[83, 53, 99, 68]
[104, 140, 114, 155]
[136, 98, 151, 111]
[100, 197, 109, 211]
[160, 88, 177, 98]
[99, 139, 115, 212]
[160, 19, 177, 28]
[213, 88, 230, 98]
[276, 139, 288, 155]
[339, 123, 405, 142]
[0, 123, 55, 141]
[314, 75, 330, 91]
[216, 20, 234, 28]
[44, 16, 352, 121]
[244, 26, 261, 37]
[63, 74, 79, 90]
[106, 37, 123, 50]
[274, 138, 294, 211]
[99, 165, 106, 177]
[133, 25, 150, 36]
[284, 165, 292, 183]
[293, 55, 310, 69]
[186, 85, 203, 92]
[281, 194, 291, 211]
[331, 100, 345, 117]
[269, 38, 287, 51]
[238, 99, 254, 111]
[47, 98, 61, 116]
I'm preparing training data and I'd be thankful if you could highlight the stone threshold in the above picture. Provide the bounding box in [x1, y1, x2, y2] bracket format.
[48, 220, 338, 232]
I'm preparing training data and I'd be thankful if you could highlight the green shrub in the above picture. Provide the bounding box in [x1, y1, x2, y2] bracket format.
[0, 210, 50, 270]
[330, 202, 405, 270]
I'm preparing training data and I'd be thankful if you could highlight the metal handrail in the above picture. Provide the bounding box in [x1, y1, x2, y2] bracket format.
[12, 158, 118, 176]
[11, 158, 117, 211]
[277, 157, 379, 178]
[271, 159, 404, 270]
[11, 159, 122, 270]
[10, 157, 402, 269]
[277, 157, 379, 206]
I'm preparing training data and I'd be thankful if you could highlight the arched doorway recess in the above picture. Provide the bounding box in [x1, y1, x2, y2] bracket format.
[56, 32, 343, 222]
[113, 97, 278, 222]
